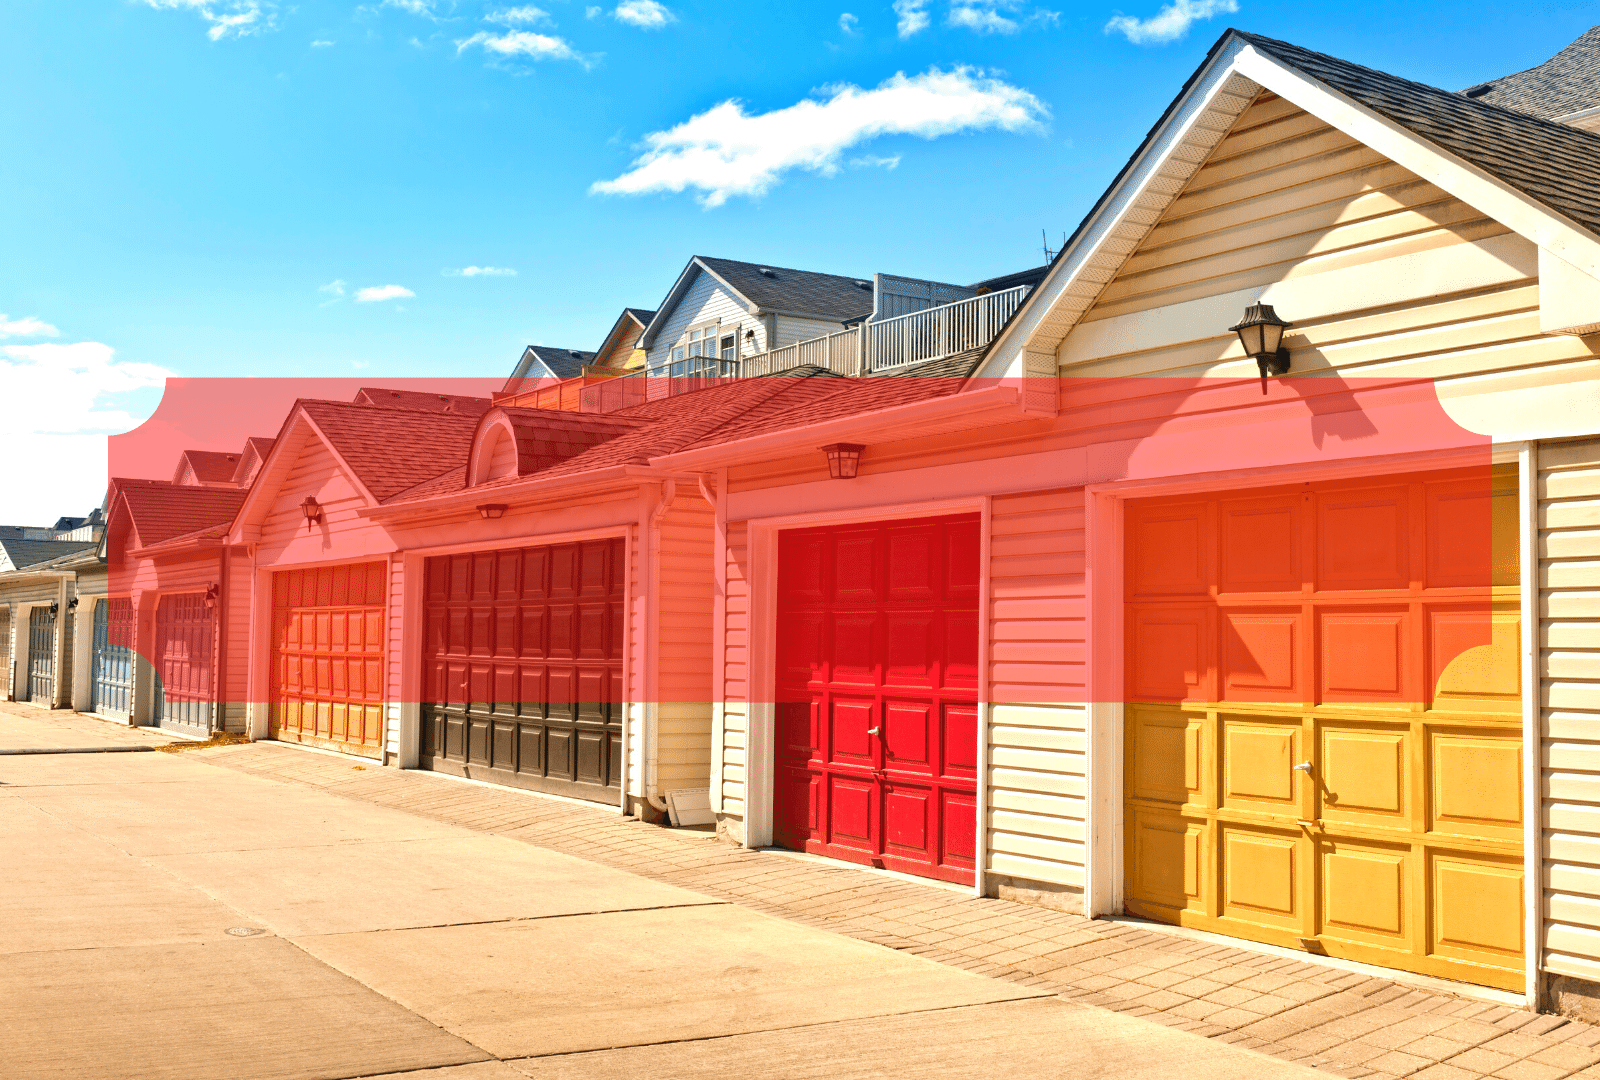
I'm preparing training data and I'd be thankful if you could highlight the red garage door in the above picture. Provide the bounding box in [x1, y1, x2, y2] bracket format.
[774, 513, 981, 884]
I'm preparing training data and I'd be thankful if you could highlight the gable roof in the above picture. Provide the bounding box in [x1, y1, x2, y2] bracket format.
[641, 256, 875, 348]
[0, 539, 97, 573]
[503, 346, 597, 387]
[232, 436, 277, 485]
[298, 401, 483, 502]
[113, 480, 248, 549]
[1464, 24, 1600, 121]
[352, 387, 494, 416]
[980, 27, 1600, 380]
[1240, 31, 1600, 241]
[175, 449, 242, 485]
[625, 307, 656, 327]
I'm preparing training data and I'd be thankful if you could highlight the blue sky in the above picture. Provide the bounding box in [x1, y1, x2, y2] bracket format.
[1, 0, 1597, 520]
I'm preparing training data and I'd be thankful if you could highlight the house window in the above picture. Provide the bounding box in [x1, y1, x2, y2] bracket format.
[685, 324, 717, 358]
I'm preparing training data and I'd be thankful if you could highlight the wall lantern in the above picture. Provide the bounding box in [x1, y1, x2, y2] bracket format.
[477, 503, 508, 520]
[1229, 303, 1293, 393]
[203, 583, 221, 610]
[47, 600, 59, 618]
[67, 596, 79, 610]
[301, 496, 323, 527]
[821, 443, 865, 480]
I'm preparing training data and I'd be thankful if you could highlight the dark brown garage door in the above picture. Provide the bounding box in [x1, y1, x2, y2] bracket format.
[420, 539, 624, 801]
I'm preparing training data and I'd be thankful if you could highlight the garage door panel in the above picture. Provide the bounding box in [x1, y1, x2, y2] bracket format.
[270, 562, 387, 758]
[1125, 472, 1524, 990]
[775, 513, 979, 885]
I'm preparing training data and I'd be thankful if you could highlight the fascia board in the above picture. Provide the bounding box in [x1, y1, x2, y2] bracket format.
[130, 537, 225, 559]
[646, 385, 1021, 471]
[359, 464, 639, 523]
[1231, 45, 1600, 279]
[977, 36, 1255, 379]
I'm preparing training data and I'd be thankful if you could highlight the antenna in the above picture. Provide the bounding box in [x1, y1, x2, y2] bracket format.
[1042, 229, 1066, 264]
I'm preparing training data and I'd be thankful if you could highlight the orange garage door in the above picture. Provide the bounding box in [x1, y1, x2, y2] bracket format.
[270, 562, 387, 758]
[1123, 467, 1523, 990]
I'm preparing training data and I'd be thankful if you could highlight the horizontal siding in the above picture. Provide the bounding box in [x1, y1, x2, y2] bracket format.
[773, 315, 845, 349]
[1541, 437, 1600, 983]
[645, 269, 761, 369]
[655, 495, 714, 794]
[986, 489, 1087, 891]
[718, 521, 750, 821]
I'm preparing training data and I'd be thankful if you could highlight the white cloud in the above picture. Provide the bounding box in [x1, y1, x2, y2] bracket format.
[0, 315, 61, 338]
[355, 284, 415, 302]
[311, 38, 335, 46]
[138, 0, 277, 41]
[850, 154, 901, 169]
[1105, 0, 1236, 44]
[613, 0, 675, 29]
[444, 266, 518, 277]
[839, 11, 860, 33]
[948, 3, 1017, 32]
[319, 279, 347, 300]
[592, 66, 1046, 207]
[0, 339, 175, 523]
[892, 0, 929, 37]
[486, 5, 550, 25]
[380, 0, 440, 17]
[456, 29, 591, 66]
[585, 4, 601, 15]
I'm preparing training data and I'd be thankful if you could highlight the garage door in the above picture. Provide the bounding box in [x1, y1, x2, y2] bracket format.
[91, 598, 134, 720]
[773, 513, 980, 885]
[420, 539, 624, 800]
[27, 606, 56, 705]
[154, 593, 214, 736]
[1123, 468, 1524, 990]
[269, 562, 387, 758]
[0, 606, 10, 700]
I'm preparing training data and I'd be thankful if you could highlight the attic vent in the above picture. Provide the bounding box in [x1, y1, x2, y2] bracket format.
[569, 350, 582, 357]
[758, 268, 778, 278]
[1465, 84, 1493, 98]
[854, 280, 871, 290]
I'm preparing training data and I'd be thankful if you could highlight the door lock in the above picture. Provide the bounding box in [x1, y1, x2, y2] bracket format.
[1293, 761, 1312, 773]
[867, 726, 881, 736]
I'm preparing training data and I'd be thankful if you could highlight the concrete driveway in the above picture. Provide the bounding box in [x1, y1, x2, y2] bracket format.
[0, 704, 1318, 1079]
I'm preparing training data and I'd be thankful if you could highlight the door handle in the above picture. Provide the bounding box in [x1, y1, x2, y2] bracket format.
[867, 726, 881, 736]
[1293, 761, 1312, 774]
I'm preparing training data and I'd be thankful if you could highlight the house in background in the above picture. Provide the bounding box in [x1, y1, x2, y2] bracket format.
[0, 514, 104, 708]
[1465, 24, 1600, 130]
[587, 308, 655, 372]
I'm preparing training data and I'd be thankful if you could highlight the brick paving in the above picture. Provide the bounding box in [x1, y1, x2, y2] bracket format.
[201, 743, 1600, 1080]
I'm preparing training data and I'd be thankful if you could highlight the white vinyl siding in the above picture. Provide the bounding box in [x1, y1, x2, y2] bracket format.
[645, 269, 759, 369]
[1539, 437, 1600, 983]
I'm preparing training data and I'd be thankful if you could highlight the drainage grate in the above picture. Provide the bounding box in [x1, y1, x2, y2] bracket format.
[226, 927, 267, 937]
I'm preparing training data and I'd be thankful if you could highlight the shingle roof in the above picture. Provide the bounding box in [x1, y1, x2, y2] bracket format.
[524, 346, 597, 380]
[0, 539, 98, 572]
[299, 401, 483, 501]
[1238, 31, 1600, 240]
[624, 308, 657, 327]
[352, 388, 494, 416]
[176, 449, 242, 485]
[1463, 25, 1600, 120]
[969, 265, 1049, 293]
[698, 257, 875, 322]
[116, 480, 247, 548]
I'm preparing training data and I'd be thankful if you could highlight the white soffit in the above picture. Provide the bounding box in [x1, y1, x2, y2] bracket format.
[985, 39, 1600, 379]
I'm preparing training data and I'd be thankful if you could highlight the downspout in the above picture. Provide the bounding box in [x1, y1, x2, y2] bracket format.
[214, 545, 229, 736]
[644, 479, 677, 814]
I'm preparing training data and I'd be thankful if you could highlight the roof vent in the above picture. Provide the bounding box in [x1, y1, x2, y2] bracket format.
[854, 280, 871, 290]
[758, 267, 778, 278]
[1465, 84, 1493, 98]
[570, 350, 582, 357]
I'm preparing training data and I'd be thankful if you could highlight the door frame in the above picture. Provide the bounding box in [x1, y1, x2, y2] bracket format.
[1082, 442, 1538, 1007]
[738, 495, 992, 894]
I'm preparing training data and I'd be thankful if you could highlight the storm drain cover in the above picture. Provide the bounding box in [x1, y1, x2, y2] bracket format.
[226, 927, 267, 937]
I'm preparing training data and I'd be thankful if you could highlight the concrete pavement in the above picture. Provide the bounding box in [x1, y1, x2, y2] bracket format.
[0, 702, 1516, 1077]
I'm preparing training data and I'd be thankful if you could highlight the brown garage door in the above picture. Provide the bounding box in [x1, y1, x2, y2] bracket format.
[420, 539, 624, 801]
[269, 562, 387, 758]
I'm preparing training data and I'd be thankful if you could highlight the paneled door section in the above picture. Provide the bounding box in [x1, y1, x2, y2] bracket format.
[420, 539, 625, 801]
[270, 562, 387, 758]
[26, 605, 55, 704]
[1123, 468, 1524, 990]
[153, 593, 215, 735]
[91, 597, 134, 719]
[773, 514, 981, 885]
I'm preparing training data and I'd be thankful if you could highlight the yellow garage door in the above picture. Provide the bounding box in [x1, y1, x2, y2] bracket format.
[1124, 467, 1524, 990]
[269, 562, 387, 759]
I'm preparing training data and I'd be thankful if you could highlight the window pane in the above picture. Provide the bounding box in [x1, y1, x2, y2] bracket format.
[689, 329, 701, 341]
[672, 346, 684, 361]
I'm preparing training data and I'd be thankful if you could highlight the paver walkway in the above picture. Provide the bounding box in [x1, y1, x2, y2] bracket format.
[201, 742, 1596, 1080]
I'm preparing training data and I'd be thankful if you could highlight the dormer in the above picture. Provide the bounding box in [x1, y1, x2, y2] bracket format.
[466, 407, 652, 488]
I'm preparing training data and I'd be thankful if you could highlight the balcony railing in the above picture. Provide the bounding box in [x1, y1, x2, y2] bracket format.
[571, 283, 1030, 414]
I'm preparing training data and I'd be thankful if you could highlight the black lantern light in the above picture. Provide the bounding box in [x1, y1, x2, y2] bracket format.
[301, 495, 323, 527]
[477, 503, 508, 520]
[1229, 302, 1293, 394]
[821, 443, 865, 480]
[47, 600, 59, 618]
[203, 583, 221, 609]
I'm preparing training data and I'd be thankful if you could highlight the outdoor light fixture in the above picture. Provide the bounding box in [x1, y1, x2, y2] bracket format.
[477, 504, 508, 520]
[203, 583, 220, 609]
[821, 443, 865, 480]
[67, 596, 79, 610]
[47, 600, 59, 617]
[301, 496, 323, 526]
[1229, 302, 1293, 394]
